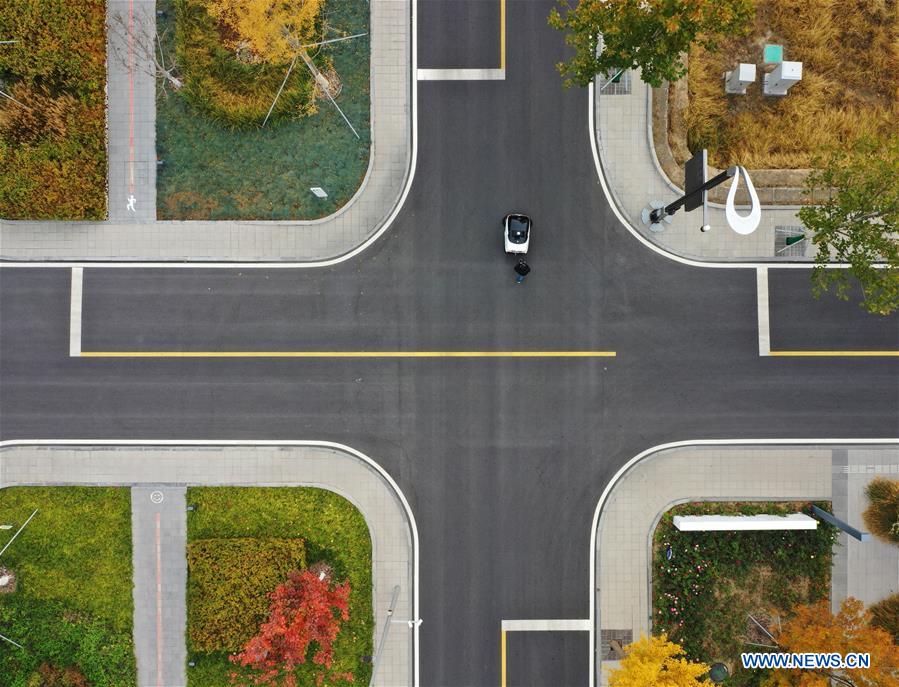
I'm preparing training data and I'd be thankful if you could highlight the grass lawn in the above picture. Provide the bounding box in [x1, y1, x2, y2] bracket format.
[156, 0, 371, 220]
[652, 501, 838, 686]
[185, 487, 373, 686]
[0, 487, 135, 687]
[682, 0, 897, 169]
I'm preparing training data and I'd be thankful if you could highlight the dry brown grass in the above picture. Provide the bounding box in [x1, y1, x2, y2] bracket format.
[686, 0, 899, 169]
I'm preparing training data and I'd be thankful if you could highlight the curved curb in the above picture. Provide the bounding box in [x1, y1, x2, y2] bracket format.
[0, 1, 419, 270]
[587, 437, 899, 687]
[588, 83, 854, 271]
[0, 438, 420, 686]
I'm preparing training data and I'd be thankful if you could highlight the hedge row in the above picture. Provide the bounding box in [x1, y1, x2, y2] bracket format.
[0, 0, 107, 219]
[187, 537, 306, 652]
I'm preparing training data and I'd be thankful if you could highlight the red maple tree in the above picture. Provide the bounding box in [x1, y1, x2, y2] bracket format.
[230, 566, 353, 686]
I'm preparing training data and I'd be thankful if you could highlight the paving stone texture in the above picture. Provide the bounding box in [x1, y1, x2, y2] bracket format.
[594, 443, 898, 686]
[0, 444, 415, 687]
[132, 486, 187, 687]
[0, 0, 411, 262]
[594, 74, 813, 262]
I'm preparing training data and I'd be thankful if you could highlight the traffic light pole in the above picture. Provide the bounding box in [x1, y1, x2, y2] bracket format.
[649, 166, 738, 225]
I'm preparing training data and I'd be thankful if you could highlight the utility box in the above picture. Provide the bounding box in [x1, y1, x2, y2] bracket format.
[725, 63, 756, 94]
[764, 61, 803, 96]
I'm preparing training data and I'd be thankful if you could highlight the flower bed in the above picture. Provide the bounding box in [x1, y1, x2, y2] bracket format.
[653, 501, 837, 685]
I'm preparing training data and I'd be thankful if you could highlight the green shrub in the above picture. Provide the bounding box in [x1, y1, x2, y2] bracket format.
[870, 593, 899, 642]
[0, 0, 107, 219]
[863, 478, 899, 545]
[187, 537, 306, 652]
[186, 487, 374, 687]
[174, 0, 321, 129]
[0, 0, 106, 89]
[0, 598, 135, 687]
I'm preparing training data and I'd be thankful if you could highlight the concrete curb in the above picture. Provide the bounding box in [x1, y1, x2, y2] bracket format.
[0, 440, 420, 687]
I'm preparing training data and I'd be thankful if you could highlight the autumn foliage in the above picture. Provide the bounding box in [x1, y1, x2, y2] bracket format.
[230, 565, 354, 686]
[187, 537, 307, 652]
[204, 0, 324, 65]
[862, 478, 899, 543]
[764, 597, 899, 687]
[607, 634, 710, 687]
[0, 0, 107, 219]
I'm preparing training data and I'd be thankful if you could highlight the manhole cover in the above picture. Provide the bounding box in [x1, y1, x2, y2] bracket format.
[150, 491, 164, 504]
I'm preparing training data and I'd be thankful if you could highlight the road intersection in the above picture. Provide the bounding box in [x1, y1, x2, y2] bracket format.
[1, 1, 897, 686]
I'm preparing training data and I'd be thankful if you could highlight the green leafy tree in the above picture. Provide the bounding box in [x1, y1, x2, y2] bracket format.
[799, 133, 899, 315]
[548, 0, 754, 88]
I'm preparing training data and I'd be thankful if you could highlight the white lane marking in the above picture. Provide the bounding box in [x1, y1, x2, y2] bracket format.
[757, 267, 770, 356]
[586, 437, 899, 687]
[69, 267, 82, 357]
[417, 68, 505, 80]
[0, 438, 421, 687]
[502, 619, 589, 632]
[155, 511, 163, 687]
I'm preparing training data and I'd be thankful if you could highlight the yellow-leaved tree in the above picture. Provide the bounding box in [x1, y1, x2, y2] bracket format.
[608, 634, 710, 687]
[204, 0, 324, 64]
[764, 598, 899, 687]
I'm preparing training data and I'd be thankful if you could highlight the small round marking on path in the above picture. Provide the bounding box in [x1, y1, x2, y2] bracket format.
[150, 491, 164, 504]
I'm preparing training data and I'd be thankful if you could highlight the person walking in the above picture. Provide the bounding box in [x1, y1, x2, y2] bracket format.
[514, 258, 531, 284]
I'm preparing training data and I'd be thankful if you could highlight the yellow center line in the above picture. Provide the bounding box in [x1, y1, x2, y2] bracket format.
[501, 629, 507, 687]
[500, 0, 506, 70]
[770, 351, 899, 357]
[79, 351, 617, 358]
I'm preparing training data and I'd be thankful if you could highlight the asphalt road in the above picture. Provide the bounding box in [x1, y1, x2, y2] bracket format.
[1, 2, 898, 685]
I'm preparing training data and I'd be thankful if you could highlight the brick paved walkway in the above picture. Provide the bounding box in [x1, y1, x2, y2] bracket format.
[0, 442, 417, 687]
[0, 0, 412, 262]
[831, 448, 899, 611]
[593, 442, 898, 686]
[593, 74, 810, 262]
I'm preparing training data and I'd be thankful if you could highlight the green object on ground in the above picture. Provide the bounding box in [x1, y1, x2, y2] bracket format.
[652, 501, 837, 687]
[763, 43, 784, 64]
[0, 487, 136, 686]
[156, 0, 371, 220]
[709, 662, 730, 682]
[185, 486, 373, 686]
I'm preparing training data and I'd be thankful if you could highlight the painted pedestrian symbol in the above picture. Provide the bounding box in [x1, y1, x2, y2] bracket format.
[127, 195, 136, 213]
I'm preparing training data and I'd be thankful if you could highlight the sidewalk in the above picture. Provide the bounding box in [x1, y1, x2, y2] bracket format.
[0, 0, 412, 262]
[0, 442, 416, 687]
[593, 442, 898, 686]
[132, 486, 187, 687]
[831, 448, 899, 611]
[594, 73, 810, 262]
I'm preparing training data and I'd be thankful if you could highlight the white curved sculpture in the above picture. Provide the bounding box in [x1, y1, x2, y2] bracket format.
[725, 166, 761, 235]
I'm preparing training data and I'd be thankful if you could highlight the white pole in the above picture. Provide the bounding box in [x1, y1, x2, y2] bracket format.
[0, 509, 38, 558]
